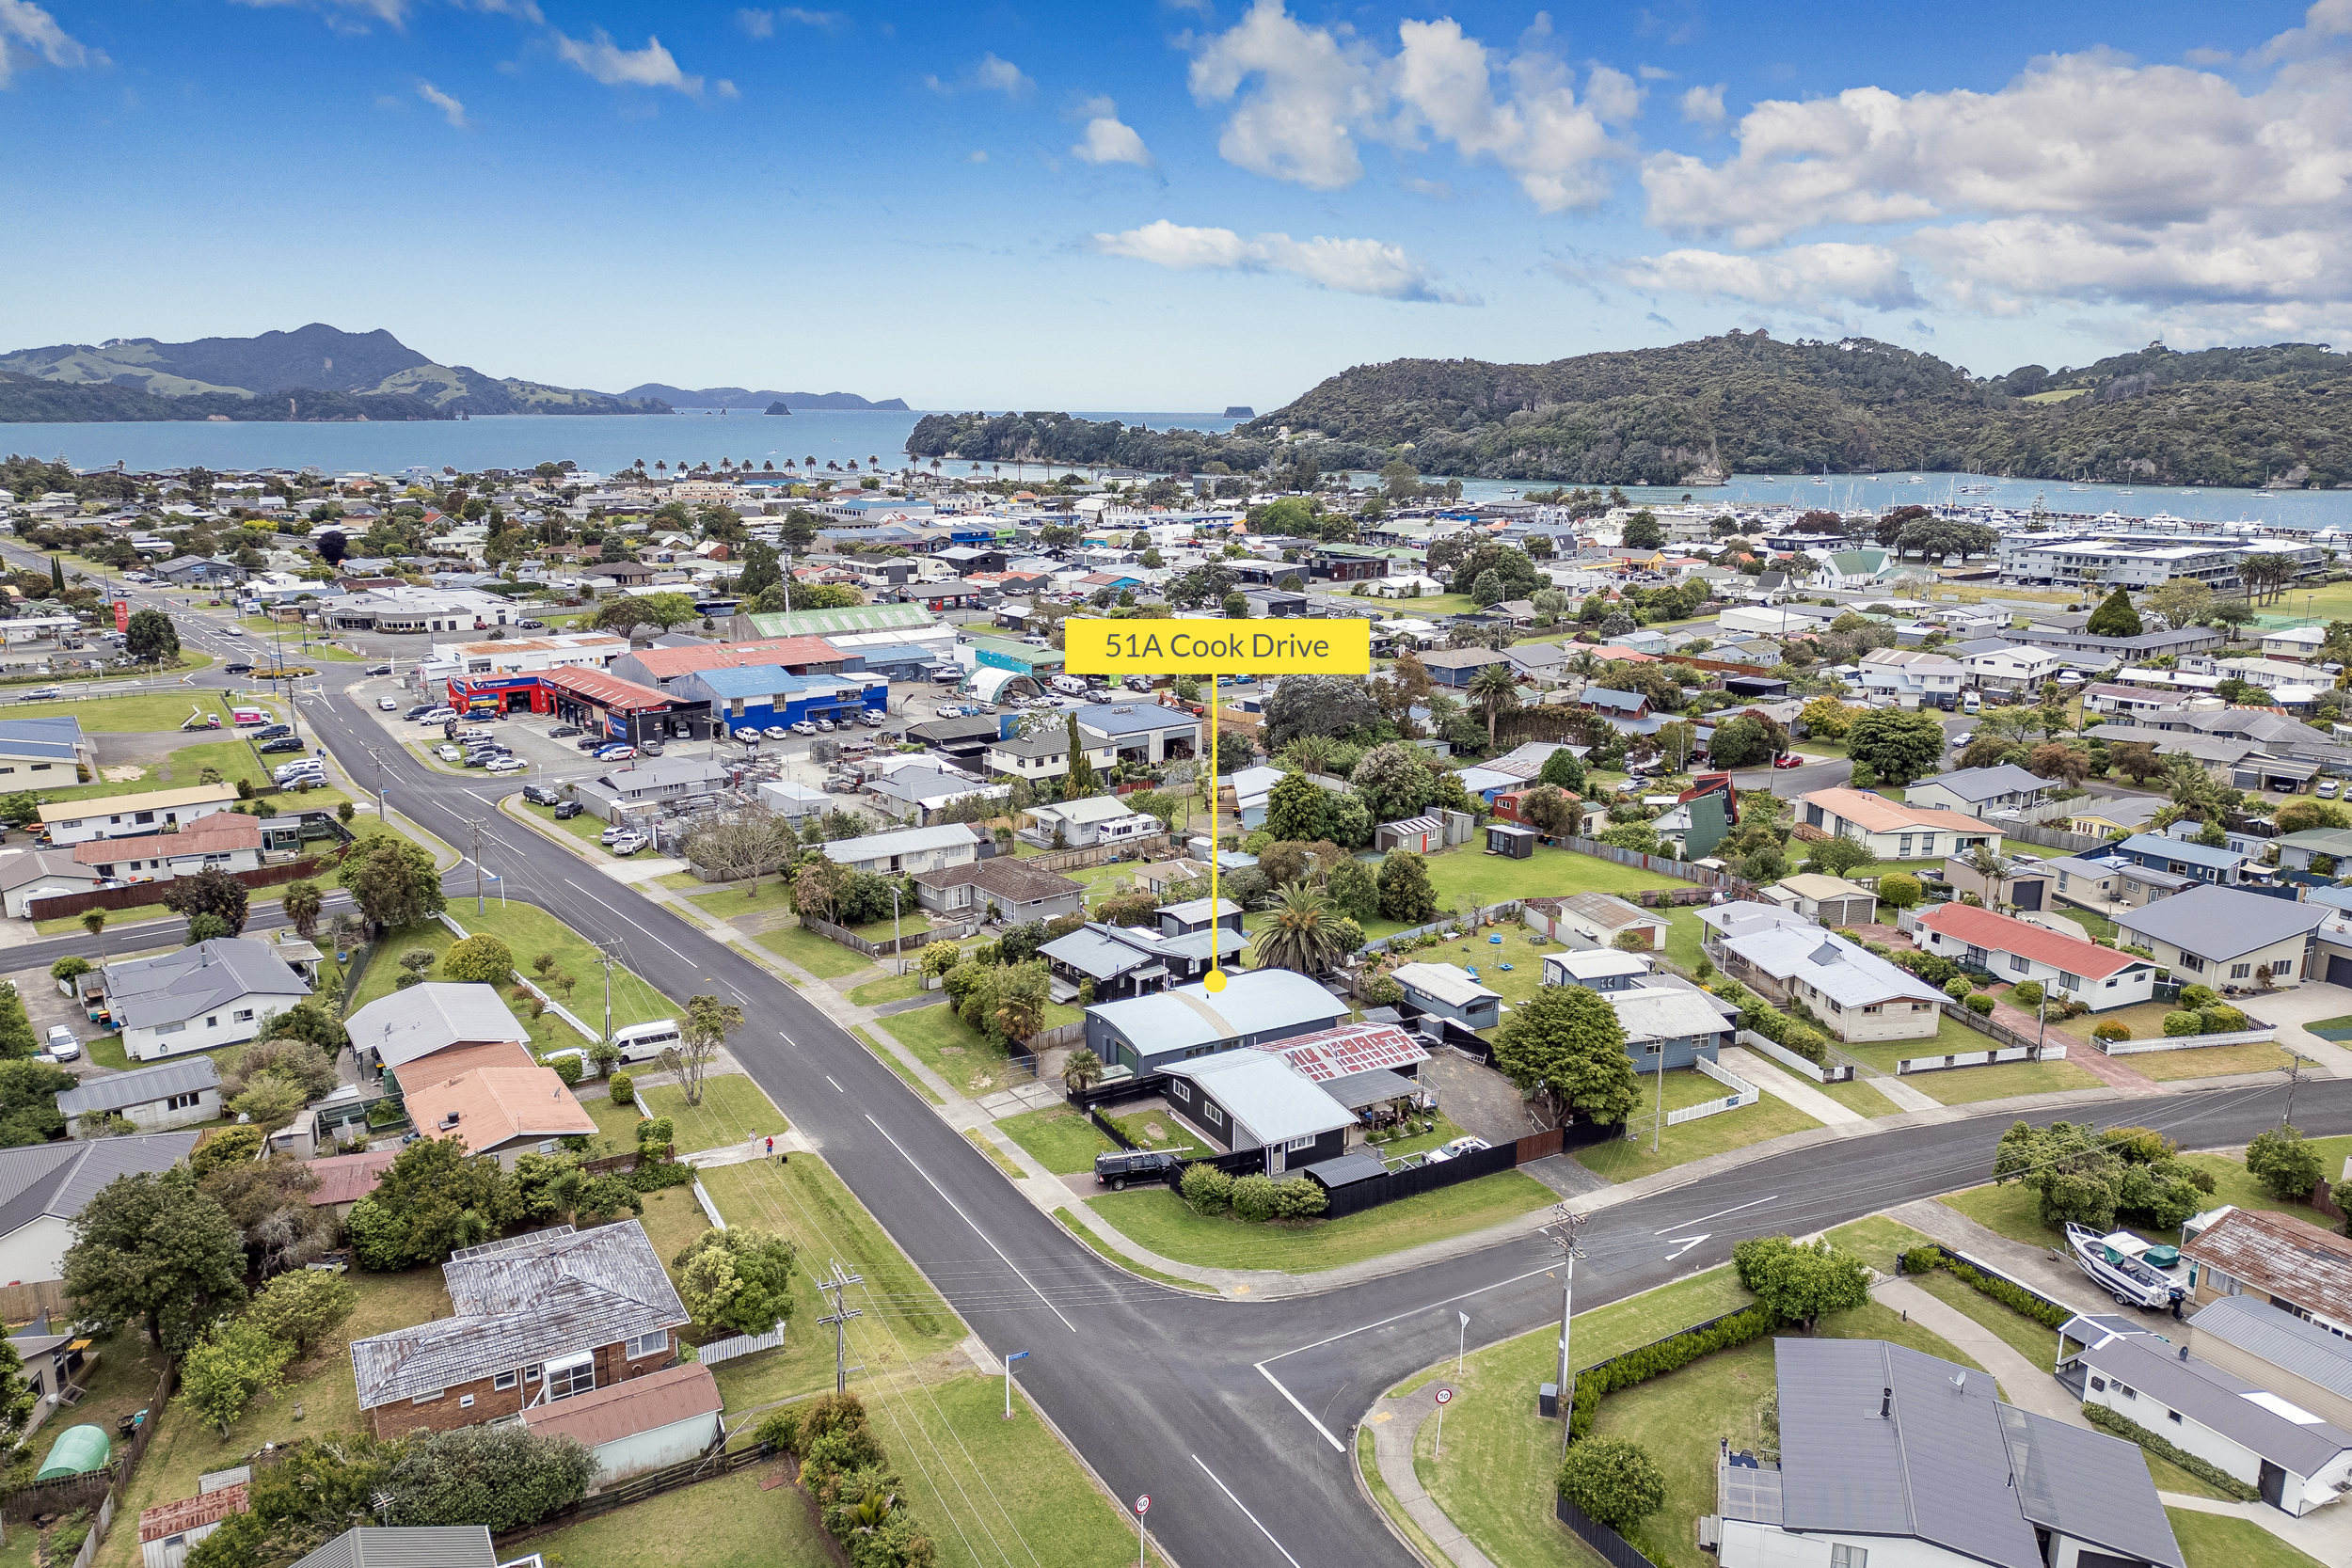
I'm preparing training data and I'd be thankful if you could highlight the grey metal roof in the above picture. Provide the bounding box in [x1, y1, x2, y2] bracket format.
[600, 756, 727, 792]
[2074, 1330, 2352, 1479]
[101, 938, 310, 1029]
[0, 1133, 201, 1243]
[348, 1220, 688, 1408]
[2119, 832, 2245, 869]
[1318, 1068, 1420, 1110]
[2114, 884, 2328, 961]
[1719, 926, 1947, 1008]
[1161, 1051, 1354, 1146]
[1087, 969, 1345, 1057]
[290, 1528, 495, 1568]
[1041, 923, 1243, 980]
[1775, 1338, 2180, 1568]
[56, 1057, 220, 1117]
[2190, 1294, 2352, 1404]
[1300, 1151, 1387, 1188]
[346, 984, 529, 1070]
[1917, 764, 2046, 802]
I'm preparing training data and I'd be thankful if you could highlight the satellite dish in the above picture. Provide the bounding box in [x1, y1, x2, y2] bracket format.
[1951, 1371, 1967, 1391]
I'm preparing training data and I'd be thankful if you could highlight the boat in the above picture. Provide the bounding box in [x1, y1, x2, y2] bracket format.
[2254, 491, 2276, 499]
[2064, 1222, 2185, 1308]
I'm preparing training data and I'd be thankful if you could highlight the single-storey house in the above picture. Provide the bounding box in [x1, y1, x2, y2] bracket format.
[2114, 885, 2326, 988]
[1798, 787, 1997, 863]
[1903, 764, 2051, 820]
[2183, 1205, 2352, 1335]
[2186, 1294, 2352, 1435]
[395, 1040, 598, 1167]
[39, 784, 240, 847]
[56, 1057, 222, 1137]
[2276, 828, 2352, 874]
[2059, 1313, 2352, 1516]
[519, 1361, 725, 1485]
[100, 938, 312, 1061]
[911, 859, 1085, 926]
[1523, 891, 1672, 951]
[0, 850, 100, 919]
[1039, 920, 1244, 1003]
[1760, 873, 1877, 927]
[1157, 1049, 1354, 1175]
[1389, 963, 1502, 1031]
[0, 1133, 202, 1286]
[306, 1148, 401, 1222]
[1701, 903, 1945, 1042]
[1540, 949, 1652, 991]
[1939, 850, 2058, 912]
[348, 1220, 691, 1439]
[1604, 985, 1734, 1072]
[2058, 793, 2166, 840]
[1020, 796, 1152, 851]
[345, 984, 531, 1076]
[291, 1528, 495, 1568]
[819, 823, 985, 876]
[1913, 902, 2155, 1011]
[72, 812, 264, 882]
[1083, 967, 1348, 1077]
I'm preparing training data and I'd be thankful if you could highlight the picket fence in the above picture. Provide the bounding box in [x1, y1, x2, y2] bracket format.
[1734, 1029, 1856, 1084]
[1898, 1042, 2068, 1074]
[694, 1320, 787, 1367]
[1664, 1055, 1760, 1126]
[2104, 1026, 2280, 1056]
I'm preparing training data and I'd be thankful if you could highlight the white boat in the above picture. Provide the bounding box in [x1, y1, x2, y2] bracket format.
[2254, 491, 2277, 499]
[2065, 1222, 2184, 1309]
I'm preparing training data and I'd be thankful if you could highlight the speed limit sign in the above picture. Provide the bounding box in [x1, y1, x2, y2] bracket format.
[1436, 1387, 1453, 1406]
[1135, 1495, 1151, 1515]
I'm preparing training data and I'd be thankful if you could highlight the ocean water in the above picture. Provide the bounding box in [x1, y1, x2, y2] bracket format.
[6, 409, 2345, 531]
[0, 408, 1244, 481]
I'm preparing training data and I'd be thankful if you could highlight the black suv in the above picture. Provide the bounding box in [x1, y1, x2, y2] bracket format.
[366, 664, 392, 676]
[257, 736, 306, 753]
[552, 800, 583, 819]
[1093, 1150, 1186, 1190]
[252, 723, 292, 740]
[522, 784, 562, 807]
[223, 662, 255, 675]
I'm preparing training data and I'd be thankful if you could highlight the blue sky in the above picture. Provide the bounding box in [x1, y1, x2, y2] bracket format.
[4, 0, 2344, 410]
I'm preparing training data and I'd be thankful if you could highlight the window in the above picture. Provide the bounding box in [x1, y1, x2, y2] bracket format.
[1898, 835, 1912, 859]
[627, 1329, 669, 1359]
[2178, 954, 2206, 973]
[2119, 1384, 2137, 1400]
[155, 1021, 186, 1035]
[458, 1394, 475, 1409]
[494, 1371, 517, 1391]
[205, 1016, 218, 1028]
[1285, 1135, 1318, 1152]
[1168, 1081, 1191, 1104]
[233, 1009, 253, 1023]
[1830, 1547, 1867, 1568]
[1918, 837, 1936, 858]
[2231, 962, 2251, 980]
[1203, 1102, 1224, 1126]
[2009, 955, 2029, 974]
[2169, 1410, 2182, 1424]
[2090, 1376, 2106, 1392]
[166, 1092, 200, 1111]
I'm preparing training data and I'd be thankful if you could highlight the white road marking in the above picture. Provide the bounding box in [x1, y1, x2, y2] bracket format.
[779, 1030, 797, 1045]
[561, 879, 690, 959]
[864, 1113, 1077, 1334]
[1253, 1366, 1344, 1453]
[1189, 1455, 1304, 1568]
[1661, 1234, 1709, 1261]
[825, 1075, 844, 1092]
[1652, 1195, 1777, 1234]
[1260, 1264, 1558, 1364]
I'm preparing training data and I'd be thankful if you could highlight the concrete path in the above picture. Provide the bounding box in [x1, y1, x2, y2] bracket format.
[1872, 1277, 2079, 1424]
[1721, 1046, 1867, 1126]
[2161, 1491, 2352, 1562]
[1825, 1043, 1942, 1112]
[1367, 1389, 1498, 1568]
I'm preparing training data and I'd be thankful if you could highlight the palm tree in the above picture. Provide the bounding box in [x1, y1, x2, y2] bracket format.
[281, 879, 324, 942]
[1963, 845, 2010, 910]
[80, 908, 105, 958]
[1254, 881, 1351, 976]
[1061, 1047, 1104, 1094]
[995, 985, 1045, 1051]
[1469, 662, 1522, 746]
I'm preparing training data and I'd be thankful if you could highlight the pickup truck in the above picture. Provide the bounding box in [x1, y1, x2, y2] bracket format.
[1093, 1149, 1186, 1190]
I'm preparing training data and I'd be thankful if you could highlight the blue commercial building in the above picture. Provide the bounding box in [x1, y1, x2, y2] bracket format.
[846, 642, 941, 683]
[675, 666, 887, 731]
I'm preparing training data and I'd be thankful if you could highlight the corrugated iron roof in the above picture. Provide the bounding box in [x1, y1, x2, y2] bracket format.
[2184, 1207, 2352, 1326]
[519, 1361, 721, 1449]
[139, 1483, 249, 1542]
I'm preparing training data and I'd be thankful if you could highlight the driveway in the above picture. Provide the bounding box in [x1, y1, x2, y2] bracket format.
[1421, 1049, 1537, 1145]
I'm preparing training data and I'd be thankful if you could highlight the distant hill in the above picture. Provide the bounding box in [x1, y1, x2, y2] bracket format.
[0, 370, 451, 424]
[621, 383, 910, 411]
[912, 333, 2352, 489]
[0, 325, 673, 420]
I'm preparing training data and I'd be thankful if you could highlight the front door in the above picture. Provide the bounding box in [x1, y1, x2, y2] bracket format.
[2260, 1460, 2287, 1510]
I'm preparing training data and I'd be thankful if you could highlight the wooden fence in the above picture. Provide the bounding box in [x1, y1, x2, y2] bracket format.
[494, 1444, 775, 1546]
[0, 1279, 70, 1324]
[26, 856, 328, 921]
[1017, 834, 1175, 874]
[800, 913, 934, 958]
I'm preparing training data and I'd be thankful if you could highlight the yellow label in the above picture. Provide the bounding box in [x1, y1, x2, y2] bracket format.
[1061, 619, 1372, 675]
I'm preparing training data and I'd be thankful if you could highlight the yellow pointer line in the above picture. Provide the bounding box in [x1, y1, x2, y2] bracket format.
[1207, 672, 1225, 992]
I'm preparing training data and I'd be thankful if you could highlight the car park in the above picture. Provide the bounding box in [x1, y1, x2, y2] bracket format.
[553, 800, 583, 819]
[376, 697, 399, 711]
[258, 736, 306, 753]
[485, 756, 527, 773]
[523, 784, 562, 806]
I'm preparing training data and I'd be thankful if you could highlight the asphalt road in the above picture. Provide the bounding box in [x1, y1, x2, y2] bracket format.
[42, 563, 2352, 1566]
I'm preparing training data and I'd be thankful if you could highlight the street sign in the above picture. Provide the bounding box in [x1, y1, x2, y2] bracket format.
[1008, 1351, 1029, 1364]
[1135, 1496, 1150, 1515]
[1435, 1388, 1453, 1405]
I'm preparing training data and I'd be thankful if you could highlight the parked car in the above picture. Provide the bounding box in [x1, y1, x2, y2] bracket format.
[1445, 1135, 1491, 1154]
[607, 832, 649, 856]
[548, 724, 581, 738]
[1771, 753, 1804, 769]
[223, 662, 254, 675]
[376, 696, 399, 711]
[417, 706, 455, 723]
[366, 663, 393, 675]
[485, 756, 527, 773]
[638, 740, 664, 757]
[734, 727, 764, 743]
[258, 736, 307, 754]
[599, 823, 635, 846]
[1948, 731, 1975, 750]
[576, 735, 609, 750]
[42, 1027, 79, 1062]
[787, 722, 816, 736]
[1093, 1150, 1184, 1190]
[455, 726, 493, 741]
[857, 712, 885, 727]
[251, 723, 293, 740]
[523, 784, 562, 805]
[436, 744, 461, 761]
[553, 800, 583, 819]
[405, 705, 438, 721]
[934, 704, 963, 718]
[518, 619, 548, 630]
[2322, 779, 2343, 801]
[594, 745, 637, 762]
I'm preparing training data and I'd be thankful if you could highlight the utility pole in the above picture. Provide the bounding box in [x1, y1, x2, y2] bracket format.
[2281, 1053, 2312, 1129]
[816, 1259, 866, 1394]
[364, 746, 389, 819]
[596, 942, 620, 1058]
[1651, 1042, 1666, 1153]
[464, 817, 486, 915]
[1549, 1205, 1588, 1461]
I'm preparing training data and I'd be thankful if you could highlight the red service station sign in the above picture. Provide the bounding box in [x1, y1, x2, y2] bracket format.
[113, 600, 129, 633]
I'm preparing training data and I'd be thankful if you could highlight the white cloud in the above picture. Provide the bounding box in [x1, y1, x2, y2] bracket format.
[0, 0, 105, 85]
[1088, 218, 1472, 303]
[1187, 2, 1634, 210]
[228, 0, 408, 32]
[416, 77, 469, 126]
[1677, 82, 1723, 127]
[1072, 97, 1152, 166]
[927, 52, 1032, 98]
[451, 0, 540, 23]
[1617, 243, 1919, 309]
[552, 27, 728, 98]
[738, 7, 845, 36]
[967, 149, 987, 163]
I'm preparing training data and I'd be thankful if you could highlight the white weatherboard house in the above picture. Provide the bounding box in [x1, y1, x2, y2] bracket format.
[818, 823, 984, 876]
[36, 784, 240, 847]
[101, 938, 311, 1060]
[56, 1058, 221, 1137]
[0, 1134, 202, 1285]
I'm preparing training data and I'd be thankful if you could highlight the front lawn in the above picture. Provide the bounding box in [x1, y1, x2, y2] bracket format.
[1907, 1266, 2065, 1370]
[1085, 1171, 1553, 1274]
[752, 923, 881, 980]
[347, 905, 677, 1058]
[1572, 1069, 1823, 1183]
[2129, 1040, 2298, 1082]
[521, 1465, 832, 1568]
[2168, 1507, 2328, 1568]
[880, 1001, 1084, 1098]
[588, 1074, 786, 1156]
[1944, 1132, 2352, 1252]
[998, 1105, 1118, 1174]
[849, 972, 926, 1007]
[1835, 1015, 2101, 1104]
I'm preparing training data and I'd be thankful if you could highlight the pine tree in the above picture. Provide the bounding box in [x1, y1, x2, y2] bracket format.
[2085, 584, 2143, 638]
[48, 556, 63, 593]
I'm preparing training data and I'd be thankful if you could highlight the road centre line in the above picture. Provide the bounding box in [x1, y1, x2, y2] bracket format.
[1259, 1263, 1558, 1364]
[1652, 1195, 1778, 1234]
[1253, 1366, 1344, 1454]
[864, 1114, 1077, 1334]
[1189, 1455, 1305, 1568]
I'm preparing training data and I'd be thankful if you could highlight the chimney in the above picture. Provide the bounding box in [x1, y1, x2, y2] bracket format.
[1880, 1386, 1892, 1418]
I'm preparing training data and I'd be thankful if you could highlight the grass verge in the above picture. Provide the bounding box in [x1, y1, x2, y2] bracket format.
[851, 1024, 945, 1106]
[1052, 1207, 1216, 1293]
[999, 1105, 1117, 1175]
[1572, 1071, 1823, 1183]
[1086, 1171, 1553, 1275]
[2167, 1507, 2326, 1568]
[754, 923, 880, 980]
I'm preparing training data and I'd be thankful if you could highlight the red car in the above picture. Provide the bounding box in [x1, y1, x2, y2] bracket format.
[1771, 753, 1804, 769]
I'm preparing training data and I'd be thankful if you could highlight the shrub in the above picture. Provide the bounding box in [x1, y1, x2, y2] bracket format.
[2010, 981, 2044, 1008]
[2247, 1125, 2325, 1201]
[1365, 974, 1403, 1007]
[2176, 983, 2218, 1010]
[1268, 1178, 1327, 1220]
[1570, 1304, 1779, 1437]
[2200, 1006, 2248, 1034]
[1180, 1163, 1232, 1216]
[1559, 1438, 1666, 1533]
[2090, 1022, 2132, 1044]
[1230, 1173, 1279, 1222]
[609, 1071, 634, 1107]
[1777, 1026, 1828, 1067]
[1902, 1247, 2068, 1328]
[1944, 975, 1972, 1001]
[547, 1054, 583, 1086]
[2081, 1404, 2258, 1500]
[1964, 992, 1994, 1016]
[2162, 1011, 2202, 1037]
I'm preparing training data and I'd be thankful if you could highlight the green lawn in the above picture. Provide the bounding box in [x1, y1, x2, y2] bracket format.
[520, 1465, 833, 1568]
[8, 690, 249, 732]
[999, 1106, 1119, 1174]
[850, 1022, 944, 1104]
[1053, 1207, 1217, 1291]
[2168, 1507, 2328, 1568]
[1908, 1266, 2065, 1370]
[1820, 1213, 1939, 1275]
[1572, 1069, 1823, 1183]
[586, 1073, 786, 1156]
[347, 904, 677, 1057]
[849, 972, 926, 1007]
[686, 880, 802, 919]
[753, 923, 882, 980]
[1086, 1170, 1553, 1274]
[2130, 1040, 2299, 1082]
[880, 1002, 1083, 1098]
[1835, 1014, 2102, 1104]
[1422, 843, 1684, 921]
[1817, 1075, 1899, 1117]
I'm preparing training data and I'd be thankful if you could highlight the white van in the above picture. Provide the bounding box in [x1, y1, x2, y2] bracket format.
[612, 1019, 682, 1065]
[1962, 691, 1981, 715]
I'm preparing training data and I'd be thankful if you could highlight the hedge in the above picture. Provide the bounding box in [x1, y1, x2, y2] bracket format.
[1708, 979, 1826, 1067]
[2082, 1404, 2260, 1501]
[1901, 1247, 2069, 1328]
[1570, 1303, 1780, 1438]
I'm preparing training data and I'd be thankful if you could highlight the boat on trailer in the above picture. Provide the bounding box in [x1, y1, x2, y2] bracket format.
[2064, 1223, 2185, 1309]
